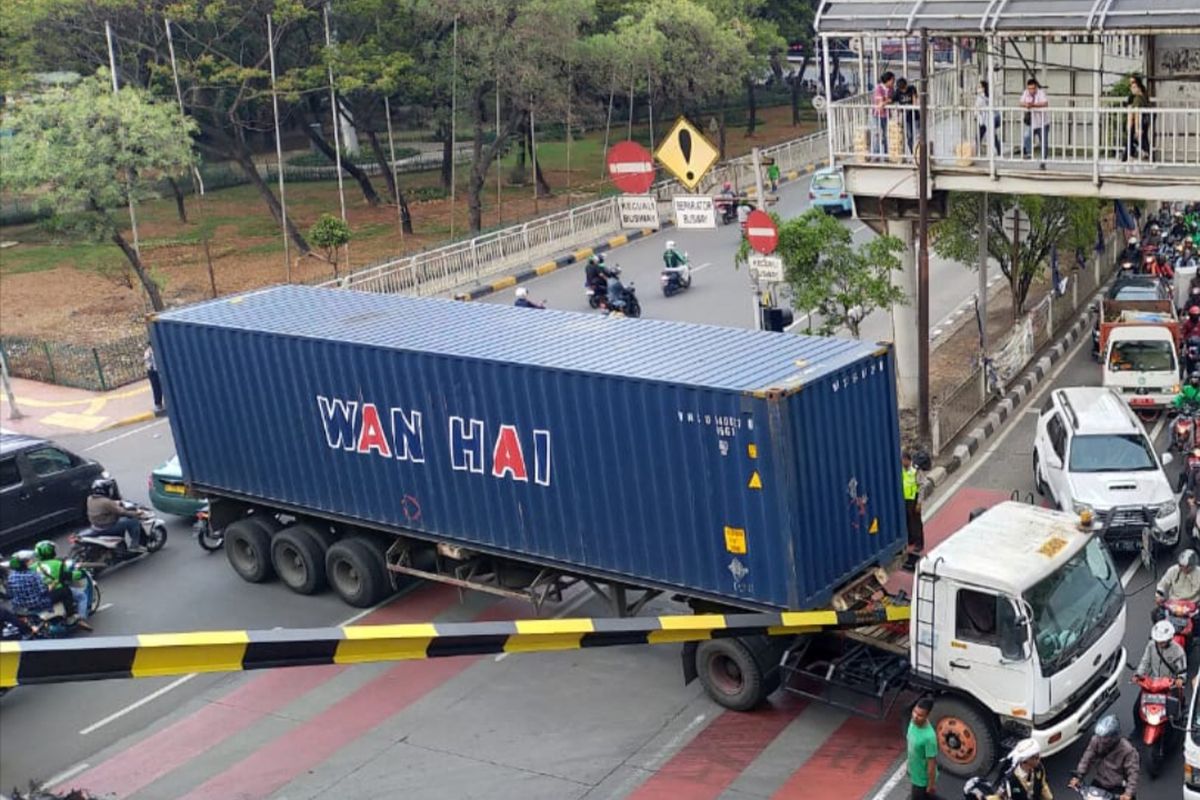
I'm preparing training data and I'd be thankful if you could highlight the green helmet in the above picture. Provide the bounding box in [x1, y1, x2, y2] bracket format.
[34, 540, 56, 560]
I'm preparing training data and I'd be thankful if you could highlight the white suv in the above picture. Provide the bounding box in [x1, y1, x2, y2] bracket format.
[1033, 387, 1179, 551]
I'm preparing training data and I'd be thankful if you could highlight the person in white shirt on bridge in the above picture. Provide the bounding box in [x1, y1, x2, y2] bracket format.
[1020, 77, 1049, 168]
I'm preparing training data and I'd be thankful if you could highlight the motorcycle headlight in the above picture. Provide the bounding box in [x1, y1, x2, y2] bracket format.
[1157, 500, 1179, 518]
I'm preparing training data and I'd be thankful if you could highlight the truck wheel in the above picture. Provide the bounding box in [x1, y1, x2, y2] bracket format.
[271, 526, 327, 595]
[930, 697, 998, 778]
[225, 519, 275, 583]
[326, 538, 389, 608]
[695, 638, 767, 712]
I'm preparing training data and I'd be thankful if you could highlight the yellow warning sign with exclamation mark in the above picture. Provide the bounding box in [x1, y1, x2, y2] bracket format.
[654, 117, 720, 191]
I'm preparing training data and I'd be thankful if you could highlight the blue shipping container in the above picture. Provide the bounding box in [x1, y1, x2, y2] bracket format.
[153, 285, 907, 611]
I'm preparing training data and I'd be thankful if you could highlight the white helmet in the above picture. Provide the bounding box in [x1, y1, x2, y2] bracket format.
[666, 241, 676, 250]
[1007, 737, 1040, 765]
[515, 287, 528, 299]
[1152, 619, 1175, 644]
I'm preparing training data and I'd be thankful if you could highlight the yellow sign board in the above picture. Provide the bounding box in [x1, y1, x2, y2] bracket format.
[654, 117, 720, 191]
[724, 526, 747, 554]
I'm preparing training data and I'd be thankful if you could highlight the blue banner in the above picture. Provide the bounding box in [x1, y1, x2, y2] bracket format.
[1115, 199, 1136, 233]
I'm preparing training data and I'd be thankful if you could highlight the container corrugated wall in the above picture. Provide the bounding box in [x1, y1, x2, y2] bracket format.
[153, 286, 906, 611]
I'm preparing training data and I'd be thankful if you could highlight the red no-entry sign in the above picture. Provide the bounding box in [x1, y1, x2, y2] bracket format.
[606, 141, 656, 194]
[745, 209, 778, 254]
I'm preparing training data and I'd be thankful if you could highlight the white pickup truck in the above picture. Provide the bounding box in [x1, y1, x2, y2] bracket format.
[1103, 324, 1181, 417]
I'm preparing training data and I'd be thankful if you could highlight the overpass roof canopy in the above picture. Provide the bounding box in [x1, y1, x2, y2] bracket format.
[814, 0, 1200, 35]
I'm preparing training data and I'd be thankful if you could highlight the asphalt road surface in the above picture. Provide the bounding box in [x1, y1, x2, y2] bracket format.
[480, 173, 993, 346]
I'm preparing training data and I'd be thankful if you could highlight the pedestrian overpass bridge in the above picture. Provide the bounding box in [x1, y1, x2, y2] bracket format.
[815, 0, 1200, 203]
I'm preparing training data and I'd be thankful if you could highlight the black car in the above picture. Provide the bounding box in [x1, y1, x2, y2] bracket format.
[0, 433, 108, 549]
[1091, 275, 1173, 357]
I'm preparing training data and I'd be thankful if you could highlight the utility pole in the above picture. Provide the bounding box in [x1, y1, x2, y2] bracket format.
[0, 349, 23, 420]
[979, 193, 989, 353]
[917, 29, 931, 440]
[750, 146, 766, 330]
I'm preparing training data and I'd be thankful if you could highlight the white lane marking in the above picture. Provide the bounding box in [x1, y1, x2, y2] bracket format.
[97, 603, 113, 611]
[642, 713, 709, 771]
[79, 674, 196, 735]
[79, 588, 403, 736]
[868, 764, 907, 800]
[84, 418, 169, 452]
[41, 762, 91, 790]
[691, 262, 714, 274]
[1122, 552, 1142, 588]
[850, 223, 869, 235]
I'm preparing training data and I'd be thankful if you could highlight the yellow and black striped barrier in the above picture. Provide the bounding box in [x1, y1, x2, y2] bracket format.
[0, 606, 909, 687]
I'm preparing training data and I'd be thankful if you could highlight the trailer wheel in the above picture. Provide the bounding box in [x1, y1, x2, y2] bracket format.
[225, 519, 275, 583]
[930, 697, 998, 778]
[271, 525, 327, 595]
[695, 638, 767, 712]
[326, 538, 390, 608]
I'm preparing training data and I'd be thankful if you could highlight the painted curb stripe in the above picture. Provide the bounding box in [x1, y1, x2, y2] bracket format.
[1, 607, 909, 687]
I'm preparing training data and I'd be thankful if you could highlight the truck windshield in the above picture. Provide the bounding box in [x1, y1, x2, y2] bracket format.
[1025, 537, 1120, 676]
[1108, 340, 1176, 372]
[1068, 434, 1157, 472]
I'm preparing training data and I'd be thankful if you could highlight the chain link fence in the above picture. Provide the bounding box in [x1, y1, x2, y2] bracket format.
[0, 333, 145, 391]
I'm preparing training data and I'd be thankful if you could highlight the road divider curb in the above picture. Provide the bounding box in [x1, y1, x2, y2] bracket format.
[103, 410, 155, 430]
[0, 606, 910, 687]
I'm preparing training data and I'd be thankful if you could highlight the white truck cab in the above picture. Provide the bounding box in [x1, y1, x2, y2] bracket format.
[911, 501, 1126, 771]
[1103, 324, 1180, 413]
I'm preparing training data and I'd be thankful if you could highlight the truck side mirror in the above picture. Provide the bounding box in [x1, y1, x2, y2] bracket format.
[998, 599, 1030, 662]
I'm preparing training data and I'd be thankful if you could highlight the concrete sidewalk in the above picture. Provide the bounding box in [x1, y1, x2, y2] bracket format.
[0, 376, 158, 438]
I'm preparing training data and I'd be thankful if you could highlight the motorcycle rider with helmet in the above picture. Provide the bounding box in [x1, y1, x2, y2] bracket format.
[585, 254, 615, 298]
[87, 477, 146, 552]
[1155, 548, 1200, 617]
[1136, 618, 1187, 684]
[996, 738, 1052, 800]
[662, 240, 690, 289]
[1068, 714, 1139, 800]
[513, 287, 545, 309]
[5, 551, 53, 615]
[31, 540, 90, 629]
[1183, 307, 1200, 344]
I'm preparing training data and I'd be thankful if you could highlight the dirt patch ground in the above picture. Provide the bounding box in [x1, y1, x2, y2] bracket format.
[1, 107, 820, 344]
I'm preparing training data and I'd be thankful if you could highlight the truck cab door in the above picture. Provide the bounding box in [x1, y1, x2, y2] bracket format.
[941, 586, 1032, 718]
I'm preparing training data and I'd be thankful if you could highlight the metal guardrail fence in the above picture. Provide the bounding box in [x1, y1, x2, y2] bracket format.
[324, 130, 832, 297]
[0, 333, 145, 391]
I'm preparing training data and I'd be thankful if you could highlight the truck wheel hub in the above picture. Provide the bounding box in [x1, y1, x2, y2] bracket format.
[936, 717, 977, 764]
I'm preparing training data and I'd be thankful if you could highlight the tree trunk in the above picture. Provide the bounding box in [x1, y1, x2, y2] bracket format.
[301, 107, 382, 206]
[167, 177, 188, 223]
[227, 140, 310, 254]
[365, 129, 414, 234]
[94, 202, 165, 311]
[718, 103, 728, 160]
[201, 235, 218, 298]
[527, 111, 551, 197]
[745, 80, 758, 136]
[439, 122, 454, 191]
[468, 89, 487, 233]
[509, 116, 528, 185]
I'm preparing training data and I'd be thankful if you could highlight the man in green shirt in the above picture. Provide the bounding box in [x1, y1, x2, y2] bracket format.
[907, 696, 939, 799]
[766, 162, 780, 192]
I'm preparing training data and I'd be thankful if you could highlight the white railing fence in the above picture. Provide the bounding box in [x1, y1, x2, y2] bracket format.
[322, 129, 833, 297]
[829, 98, 1200, 172]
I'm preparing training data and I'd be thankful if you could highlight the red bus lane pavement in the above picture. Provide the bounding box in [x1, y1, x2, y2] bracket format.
[67, 582, 463, 798]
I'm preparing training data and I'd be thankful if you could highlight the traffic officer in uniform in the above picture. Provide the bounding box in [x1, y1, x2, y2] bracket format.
[902, 451, 924, 560]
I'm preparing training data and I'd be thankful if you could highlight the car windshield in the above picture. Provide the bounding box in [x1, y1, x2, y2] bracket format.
[1068, 433, 1157, 472]
[1026, 537, 1121, 675]
[1111, 284, 1162, 301]
[812, 174, 843, 191]
[1108, 340, 1176, 372]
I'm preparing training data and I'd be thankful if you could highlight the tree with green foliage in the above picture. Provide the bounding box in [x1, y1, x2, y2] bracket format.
[1, 72, 196, 311]
[933, 193, 1101, 321]
[737, 209, 907, 338]
[308, 213, 351, 277]
[760, 0, 818, 125]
